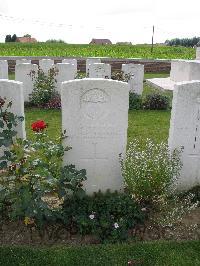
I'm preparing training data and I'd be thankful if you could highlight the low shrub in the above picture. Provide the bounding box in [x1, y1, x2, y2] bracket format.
[29, 67, 58, 107]
[129, 92, 142, 110]
[121, 139, 182, 204]
[62, 191, 147, 243]
[0, 99, 86, 231]
[180, 185, 200, 206]
[143, 93, 170, 110]
[44, 93, 61, 109]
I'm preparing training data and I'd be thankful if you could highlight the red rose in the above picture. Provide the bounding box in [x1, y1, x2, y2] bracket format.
[31, 120, 47, 132]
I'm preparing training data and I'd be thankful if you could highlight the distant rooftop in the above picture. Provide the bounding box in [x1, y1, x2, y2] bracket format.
[90, 38, 112, 45]
[16, 37, 37, 43]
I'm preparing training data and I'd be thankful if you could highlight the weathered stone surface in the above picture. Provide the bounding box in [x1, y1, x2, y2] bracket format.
[39, 59, 54, 74]
[0, 79, 25, 139]
[89, 63, 111, 78]
[196, 47, 200, 60]
[61, 79, 129, 194]
[122, 63, 144, 94]
[168, 81, 200, 189]
[55, 63, 76, 93]
[170, 60, 200, 82]
[15, 63, 38, 102]
[62, 59, 77, 73]
[86, 58, 101, 76]
[16, 59, 31, 65]
[0, 60, 8, 79]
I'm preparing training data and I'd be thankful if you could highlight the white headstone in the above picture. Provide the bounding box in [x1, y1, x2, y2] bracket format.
[122, 63, 144, 95]
[0, 80, 26, 139]
[62, 59, 77, 73]
[0, 60, 8, 79]
[39, 59, 54, 74]
[89, 63, 111, 79]
[170, 60, 200, 82]
[15, 63, 38, 102]
[16, 59, 31, 65]
[168, 80, 200, 190]
[55, 63, 76, 93]
[196, 47, 200, 60]
[86, 58, 101, 76]
[61, 79, 129, 194]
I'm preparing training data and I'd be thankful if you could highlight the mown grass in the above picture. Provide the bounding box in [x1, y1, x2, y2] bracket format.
[25, 108, 171, 145]
[25, 78, 172, 144]
[0, 241, 199, 266]
[25, 79, 172, 145]
[0, 43, 195, 59]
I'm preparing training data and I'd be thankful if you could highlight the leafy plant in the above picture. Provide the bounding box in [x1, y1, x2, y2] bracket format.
[0, 97, 24, 169]
[62, 191, 147, 243]
[129, 92, 142, 110]
[143, 93, 170, 110]
[0, 103, 87, 231]
[121, 139, 182, 204]
[29, 67, 58, 107]
[111, 71, 130, 82]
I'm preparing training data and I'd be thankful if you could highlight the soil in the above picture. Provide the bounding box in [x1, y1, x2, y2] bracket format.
[0, 208, 199, 246]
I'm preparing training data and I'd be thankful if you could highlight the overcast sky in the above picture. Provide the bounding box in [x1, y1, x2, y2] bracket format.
[0, 0, 200, 44]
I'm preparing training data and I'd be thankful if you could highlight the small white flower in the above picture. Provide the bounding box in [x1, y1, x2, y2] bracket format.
[114, 222, 119, 229]
[141, 208, 147, 212]
[89, 214, 95, 220]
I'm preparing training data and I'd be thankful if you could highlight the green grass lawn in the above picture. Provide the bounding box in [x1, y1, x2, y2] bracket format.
[9, 72, 170, 82]
[0, 43, 195, 59]
[0, 241, 199, 266]
[25, 108, 171, 145]
[25, 79, 172, 144]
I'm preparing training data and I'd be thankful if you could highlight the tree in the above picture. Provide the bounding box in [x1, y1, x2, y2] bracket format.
[11, 34, 17, 42]
[5, 35, 12, 42]
[23, 34, 31, 38]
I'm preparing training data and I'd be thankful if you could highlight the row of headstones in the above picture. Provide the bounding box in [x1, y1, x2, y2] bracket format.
[1, 78, 200, 193]
[0, 59, 144, 97]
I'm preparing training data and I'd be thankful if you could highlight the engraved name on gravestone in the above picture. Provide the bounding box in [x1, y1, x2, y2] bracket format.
[168, 81, 200, 189]
[15, 63, 38, 102]
[61, 79, 129, 194]
[122, 63, 144, 95]
[0, 60, 8, 79]
[89, 63, 111, 79]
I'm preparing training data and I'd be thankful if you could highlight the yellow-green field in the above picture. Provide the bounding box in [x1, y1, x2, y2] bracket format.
[0, 43, 195, 59]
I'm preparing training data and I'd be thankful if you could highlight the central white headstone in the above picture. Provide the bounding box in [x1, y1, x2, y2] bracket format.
[15, 63, 38, 102]
[61, 79, 129, 194]
[16, 59, 31, 65]
[62, 59, 77, 74]
[86, 58, 101, 76]
[168, 81, 200, 189]
[122, 63, 144, 95]
[0, 60, 8, 79]
[55, 63, 76, 93]
[89, 63, 111, 78]
[39, 59, 54, 74]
